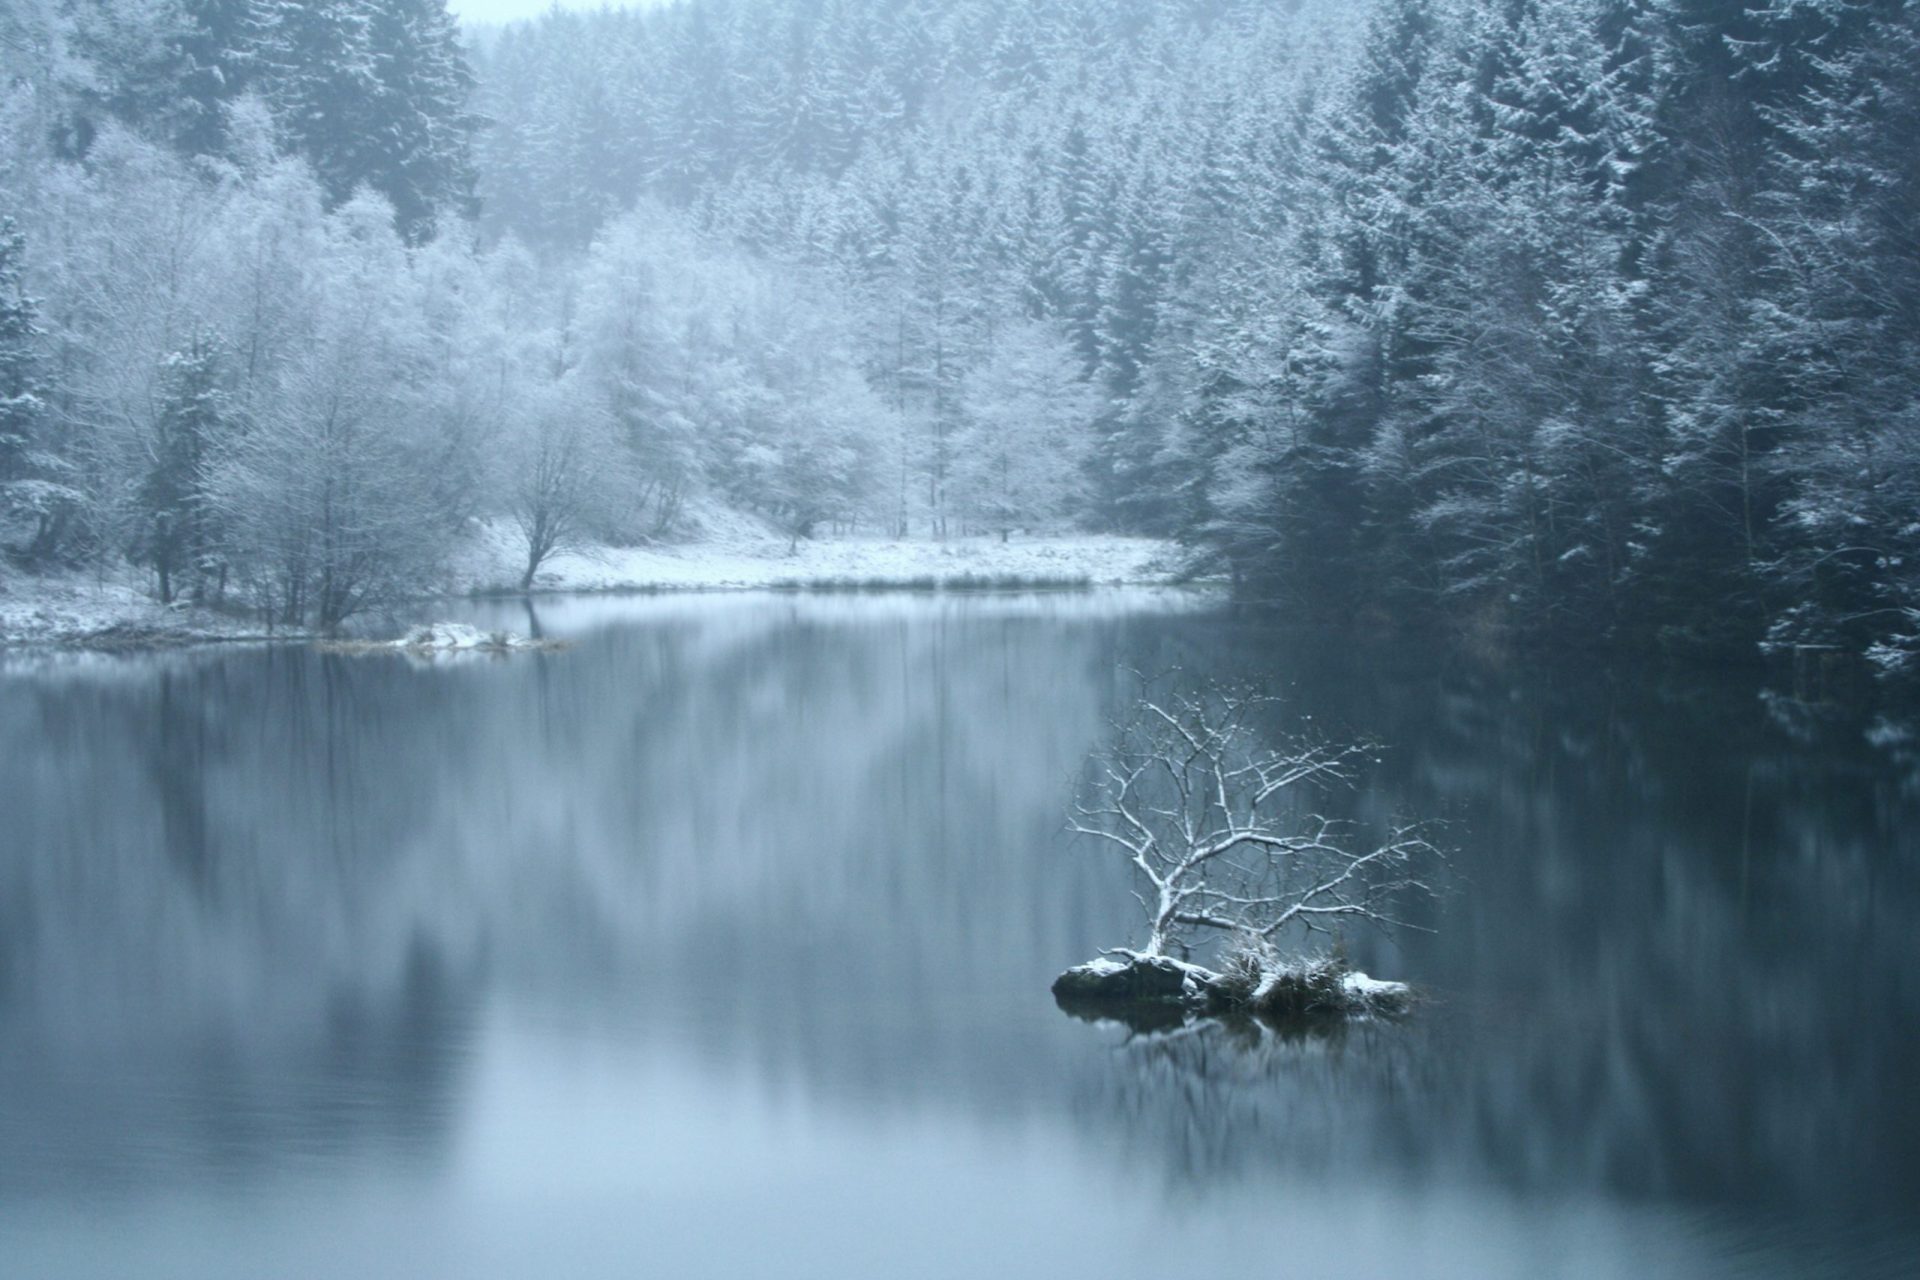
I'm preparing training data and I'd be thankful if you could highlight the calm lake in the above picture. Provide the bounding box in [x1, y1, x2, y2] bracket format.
[2, 590, 1916, 1278]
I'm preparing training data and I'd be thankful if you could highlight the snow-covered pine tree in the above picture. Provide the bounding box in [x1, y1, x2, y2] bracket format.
[1631, 0, 1853, 646]
[361, 0, 478, 241]
[1754, 0, 1920, 676]
[132, 335, 231, 603]
[1410, 0, 1645, 632]
[1209, 0, 1437, 618]
[253, 0, 379, 206]
[0, 217, 44, 496]
[1089, 167, 1176, 527]
[254, 0, 476, 241]
[0, 217, 76, 565]
[167, 0, 265, 158]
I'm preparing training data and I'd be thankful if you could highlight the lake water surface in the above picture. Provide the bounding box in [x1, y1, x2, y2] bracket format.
[2, 590, 1916, 1278]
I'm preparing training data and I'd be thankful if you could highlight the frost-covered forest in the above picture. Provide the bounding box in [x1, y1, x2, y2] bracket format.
[3, 0, 1919, 671]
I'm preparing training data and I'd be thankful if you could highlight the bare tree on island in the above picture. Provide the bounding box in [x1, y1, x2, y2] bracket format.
[1058, 679, 1441, 1023]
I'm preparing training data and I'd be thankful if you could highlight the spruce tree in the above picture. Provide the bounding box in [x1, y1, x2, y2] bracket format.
[255, 0, 379, 206]
[1758, 1, 1920, 671]
[0, 218, 79, 565]
[362, 0, 479, 240]
[0, 219, 41, 492]
[168, 0, 264, 158]
[134, 336, 230, 604]
[255, 0, 477, 241]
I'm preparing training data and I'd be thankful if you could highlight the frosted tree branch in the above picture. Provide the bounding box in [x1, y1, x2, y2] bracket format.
[1072, 678, 1442, 959]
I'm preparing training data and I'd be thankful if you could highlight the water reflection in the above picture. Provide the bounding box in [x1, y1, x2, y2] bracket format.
[1, 590, 1915, 1277]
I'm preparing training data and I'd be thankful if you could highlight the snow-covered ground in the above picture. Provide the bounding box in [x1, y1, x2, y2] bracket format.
[1, 525, 1195, 649]
[452, 519, 1188, 595]
[0, 569, 290, 649]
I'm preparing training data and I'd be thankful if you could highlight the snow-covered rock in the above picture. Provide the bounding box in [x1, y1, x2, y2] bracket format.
[1052, 949, 1413, 1027]
[1052, 953, 1220, 1006]
[394, 622, 537, 650]
[1341, 972, 1412, 1004]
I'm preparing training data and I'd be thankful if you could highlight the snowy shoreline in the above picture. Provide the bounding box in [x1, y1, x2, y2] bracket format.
[455, 523, 1188, 596]
[0, 533, 1195, 650]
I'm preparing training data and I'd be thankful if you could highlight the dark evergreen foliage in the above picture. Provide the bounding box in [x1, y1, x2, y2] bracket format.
[131, 336, 230, 604]
[0, 218, 41, 489]
[255, 0, 477, 240]
[22, 0, 478, 241]
[0, 217, 78, 565]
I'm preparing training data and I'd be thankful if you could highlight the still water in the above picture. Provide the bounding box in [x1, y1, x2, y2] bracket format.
[1, 590, 1915, 1278]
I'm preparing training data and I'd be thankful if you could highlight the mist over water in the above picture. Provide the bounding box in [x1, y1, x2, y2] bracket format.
[2, 592, 1915, 1278]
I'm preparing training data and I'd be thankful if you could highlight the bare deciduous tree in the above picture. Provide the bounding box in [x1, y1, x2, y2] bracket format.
[509, 378, 619, 591]
[1071, 680, 1439, 961]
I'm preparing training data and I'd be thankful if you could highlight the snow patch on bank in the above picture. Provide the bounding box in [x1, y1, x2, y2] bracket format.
[3, 525, 1198, 650]
[0, 569, 283, 648]
[454, 519, 1188, 595]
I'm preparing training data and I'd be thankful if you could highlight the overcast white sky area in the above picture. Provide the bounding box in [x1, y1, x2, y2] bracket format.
[450, 0, 668, 29]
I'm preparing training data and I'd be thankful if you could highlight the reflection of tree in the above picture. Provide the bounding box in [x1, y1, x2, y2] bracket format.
[1090, 628, 1920, 1217]
[0, 933, 473, 1196]
[1069, 1015, 1441, 1190]
[150, 670, 217, 893]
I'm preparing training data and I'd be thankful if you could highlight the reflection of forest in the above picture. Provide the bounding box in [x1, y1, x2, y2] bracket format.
[0, 596, 1156, 1189]
[0, 596, 1916, 1230]
[1097, 627, 1920, 1220]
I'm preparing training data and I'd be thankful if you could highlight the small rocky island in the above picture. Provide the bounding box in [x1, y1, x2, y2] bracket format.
[1053, 947, 1412, 1030]
[1057, 680, 1438, 1030]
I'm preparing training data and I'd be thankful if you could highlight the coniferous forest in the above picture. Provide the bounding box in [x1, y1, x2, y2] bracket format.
[4, 0, 1920, 678]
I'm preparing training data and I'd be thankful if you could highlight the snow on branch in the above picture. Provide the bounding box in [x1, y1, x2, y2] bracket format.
[1070, 675, 1442, 961]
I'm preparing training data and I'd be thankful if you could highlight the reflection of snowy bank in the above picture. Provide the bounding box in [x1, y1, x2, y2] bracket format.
[317, 622, 565, 659]
[444, 582, 1221, 650]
